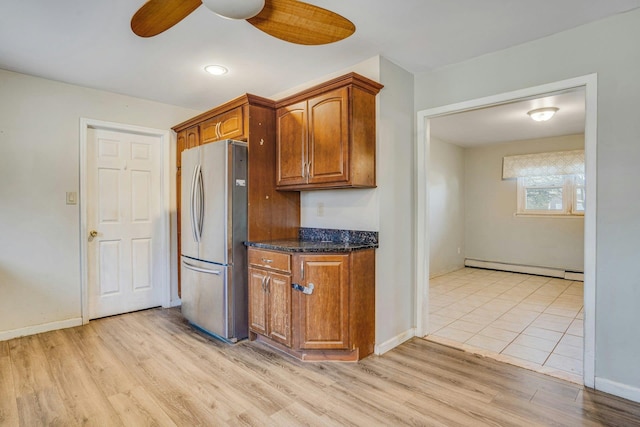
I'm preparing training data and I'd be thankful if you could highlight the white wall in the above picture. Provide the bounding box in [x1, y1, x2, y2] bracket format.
[0, 69, 199, 338]
[375, 58, 415, 344]
[274, 57, 416, 346]
[465, 134, 584, 271]
[415, 8, 640, 396]
[429, 137, 465, 277]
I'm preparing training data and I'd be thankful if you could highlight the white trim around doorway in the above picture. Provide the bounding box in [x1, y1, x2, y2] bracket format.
[415, 74, 597, 388]
[79, 118, 173, 325]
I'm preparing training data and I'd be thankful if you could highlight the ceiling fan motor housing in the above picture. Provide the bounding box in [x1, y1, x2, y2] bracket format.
[201, 0, 266, 20]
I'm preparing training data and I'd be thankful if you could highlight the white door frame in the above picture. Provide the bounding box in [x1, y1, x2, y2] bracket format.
[415, 74, 597, 388]
[80, 118, 172, 324]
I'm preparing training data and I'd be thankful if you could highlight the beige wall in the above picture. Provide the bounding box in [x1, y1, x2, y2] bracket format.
[429, 137, 465, 277]
[0, 69, 200, 338]
[415, 7, 640, 394]
[465, 134, 584, 271]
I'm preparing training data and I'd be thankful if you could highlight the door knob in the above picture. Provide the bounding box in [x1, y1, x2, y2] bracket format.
[89, 230, 98, 237]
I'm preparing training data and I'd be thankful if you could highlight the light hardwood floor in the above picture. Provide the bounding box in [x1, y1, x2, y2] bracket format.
[1, 308, 639, 426]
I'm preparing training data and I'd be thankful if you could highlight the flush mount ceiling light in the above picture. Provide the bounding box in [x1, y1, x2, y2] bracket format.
[527, 107, 559, 122]
[204, 65, 228, 75]
[201, 0, 265, 20]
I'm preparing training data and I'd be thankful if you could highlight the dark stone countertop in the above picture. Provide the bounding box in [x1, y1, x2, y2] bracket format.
[244, 239, 377, 253]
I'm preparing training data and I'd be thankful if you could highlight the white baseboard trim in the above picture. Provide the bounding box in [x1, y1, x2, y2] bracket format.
[375, 328, 416, 356]
[595, 377, 640, 403]
[564, 271, 585, 281]
[0, 317, 83, 342]
[465, 259, 585, 280]
[169, 298, 182, 308]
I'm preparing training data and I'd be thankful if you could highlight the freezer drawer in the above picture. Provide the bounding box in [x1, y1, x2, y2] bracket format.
[181, 257, 229, 340]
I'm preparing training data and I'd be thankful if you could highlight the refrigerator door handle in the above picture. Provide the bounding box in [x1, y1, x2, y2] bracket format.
[182, 260, 222, 275]
[196, 165, 204, 239]
[189, 163, 200, 243]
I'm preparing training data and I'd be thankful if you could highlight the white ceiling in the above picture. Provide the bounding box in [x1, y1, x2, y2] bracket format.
[1, 1, 639, 112]
[430, 88, 586, 147]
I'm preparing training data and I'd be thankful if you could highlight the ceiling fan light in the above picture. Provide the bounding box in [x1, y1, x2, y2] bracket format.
[201, 0, 265, 20]
[527, 107, 559, 122]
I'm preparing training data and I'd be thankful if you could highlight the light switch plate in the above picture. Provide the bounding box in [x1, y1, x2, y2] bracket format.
[66, 192, 77, 205]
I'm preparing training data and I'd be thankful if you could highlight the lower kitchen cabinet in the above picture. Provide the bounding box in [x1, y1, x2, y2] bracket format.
[248, 249, 292, 347]
[293, 254, 350, 350]
[247, 246, 375, 361]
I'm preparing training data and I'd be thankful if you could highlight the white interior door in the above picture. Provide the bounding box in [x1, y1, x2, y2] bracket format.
[87, 128, 163, 319]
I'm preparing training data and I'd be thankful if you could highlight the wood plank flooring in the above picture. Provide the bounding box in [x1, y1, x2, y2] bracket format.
[1, 308, 639, 426]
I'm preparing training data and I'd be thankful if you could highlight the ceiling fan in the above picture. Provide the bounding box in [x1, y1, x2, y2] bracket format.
[131, 0, 355, 45]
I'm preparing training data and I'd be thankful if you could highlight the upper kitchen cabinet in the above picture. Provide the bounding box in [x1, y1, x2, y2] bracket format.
[176, 125, 199, 167]
[275, 73, 383, 191]
[201, 106, 244, 143]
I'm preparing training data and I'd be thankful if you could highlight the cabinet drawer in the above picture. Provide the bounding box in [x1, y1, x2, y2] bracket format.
[248, 248, 291, 273]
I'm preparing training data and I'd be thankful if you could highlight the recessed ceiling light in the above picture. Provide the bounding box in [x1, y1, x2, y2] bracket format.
[527, 107, 559, 122]
[204, 65, 228, 76]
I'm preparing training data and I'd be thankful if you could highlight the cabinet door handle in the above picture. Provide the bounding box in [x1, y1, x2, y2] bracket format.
[292, 282, 314, 295]
[302, 161, 306, 178]
[265, 277, 271, 294]
[301, 261, 304, 280]
[215, 122, 221, 138]
[306, 162, 311, 179]
[261, 275, 267, 292]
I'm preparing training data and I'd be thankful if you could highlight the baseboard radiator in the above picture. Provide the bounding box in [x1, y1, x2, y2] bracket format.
[464, 259, 584, 281]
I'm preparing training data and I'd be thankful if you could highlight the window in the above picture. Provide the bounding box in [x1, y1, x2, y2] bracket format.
[517, 174, 584, 215]
[503, 150, 585, 217]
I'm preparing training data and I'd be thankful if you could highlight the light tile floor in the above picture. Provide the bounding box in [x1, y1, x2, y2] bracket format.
[426, 267, 584, 384]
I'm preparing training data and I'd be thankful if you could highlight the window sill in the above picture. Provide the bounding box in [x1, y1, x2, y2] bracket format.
[514, 213, 584, 219]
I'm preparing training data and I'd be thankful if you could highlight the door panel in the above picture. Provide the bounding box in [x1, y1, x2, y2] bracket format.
[248, 267, 268, 335]
[131, 238, 152, 290]
[276, 102, 307, 186]
[308, 87, 349, 184]
[181, 258, 228, 338]
[268, 272, 292, 346]
[98, 240, 121, 295]
[297, 255, 349, 350]
[87, 128, 163, 319]
[198, 141, 229, 264]
[180, 147, 200, 260]
[131, 170, 151, 222]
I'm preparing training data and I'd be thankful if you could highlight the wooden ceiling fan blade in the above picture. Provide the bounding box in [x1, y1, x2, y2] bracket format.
[246, 0, 355, 45]
[131, 0, 202, 37]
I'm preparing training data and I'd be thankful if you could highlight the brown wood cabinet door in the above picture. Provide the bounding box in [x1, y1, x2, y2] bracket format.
[267, 271, 292, 346]
[217, 107, 244, 140]
[201, 107, 244, 143]
[307, 87, 349, 185]
[276, 101, 307, 186]
[248, 267, 268, 335]
[185, 125, 200, 148]
[296, 254, 349, 350]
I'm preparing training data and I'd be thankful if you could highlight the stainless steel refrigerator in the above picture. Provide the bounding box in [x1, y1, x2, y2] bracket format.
[181, 139, 248, 342]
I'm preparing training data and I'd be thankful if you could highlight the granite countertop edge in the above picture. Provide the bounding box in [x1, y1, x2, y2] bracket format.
[244, 240, 378, 253]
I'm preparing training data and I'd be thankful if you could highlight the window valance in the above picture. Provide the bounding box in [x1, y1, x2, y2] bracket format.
[502, 149, 584, 179]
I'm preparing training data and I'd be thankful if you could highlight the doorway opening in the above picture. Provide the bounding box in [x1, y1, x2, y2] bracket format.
[415, 75, 597, 387]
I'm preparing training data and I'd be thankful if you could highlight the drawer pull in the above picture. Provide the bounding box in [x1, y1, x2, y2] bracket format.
[261, 258, 273, 263]
[292, 282, 314, 295]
